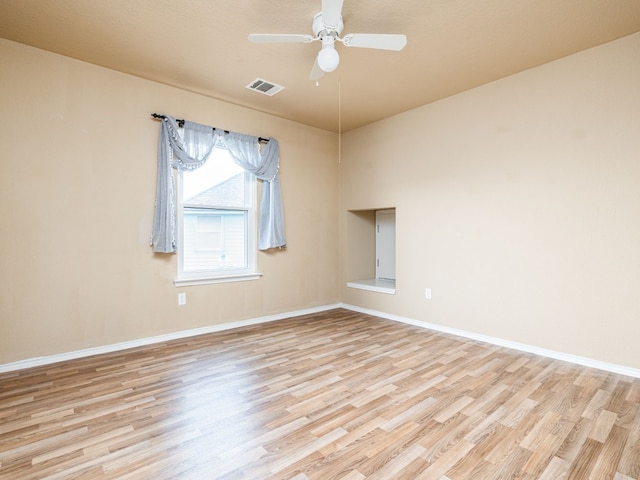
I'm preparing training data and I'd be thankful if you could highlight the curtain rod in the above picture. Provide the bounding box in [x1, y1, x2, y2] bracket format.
[151, 113, 269, 143]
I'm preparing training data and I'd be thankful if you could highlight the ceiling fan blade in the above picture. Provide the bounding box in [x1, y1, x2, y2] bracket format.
[322, 0, 344, 29]
[248, 34, 315, 44]
[309, 58, 325, 81]
[342, 33, 407, 51]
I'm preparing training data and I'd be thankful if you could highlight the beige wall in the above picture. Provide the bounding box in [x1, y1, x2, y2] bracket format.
[0, 39, 339, 364]
[340, 33, 640, 369]
[2, 32, 639, 371]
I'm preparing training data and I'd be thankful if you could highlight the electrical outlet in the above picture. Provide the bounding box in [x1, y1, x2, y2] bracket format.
[178, 293, 186, 305]
[425, 288, 432, 300]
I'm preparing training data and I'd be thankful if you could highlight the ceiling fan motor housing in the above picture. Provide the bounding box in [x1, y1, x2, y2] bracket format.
[313, 12, 344, 38]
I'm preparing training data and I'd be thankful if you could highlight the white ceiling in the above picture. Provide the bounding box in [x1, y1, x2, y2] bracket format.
[1, 0, 640, 133]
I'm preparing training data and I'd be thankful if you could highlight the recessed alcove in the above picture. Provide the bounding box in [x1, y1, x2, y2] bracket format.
[346, 208, 396, 294]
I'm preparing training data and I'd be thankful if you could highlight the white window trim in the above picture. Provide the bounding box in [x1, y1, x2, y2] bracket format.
[174, 149, 260, 286]
[174, 272, 262, 287]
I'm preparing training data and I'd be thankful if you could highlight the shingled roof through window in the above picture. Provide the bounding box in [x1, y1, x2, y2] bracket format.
[184, 173, 245, 208]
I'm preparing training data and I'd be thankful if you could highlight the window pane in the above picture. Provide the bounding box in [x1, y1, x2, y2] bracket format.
[183, 208, 247, 272]
[182, 149, 246, 208]
[196, 215, 222, 250]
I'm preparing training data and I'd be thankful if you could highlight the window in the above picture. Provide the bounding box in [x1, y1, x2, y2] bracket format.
[176, 145, 258, 285]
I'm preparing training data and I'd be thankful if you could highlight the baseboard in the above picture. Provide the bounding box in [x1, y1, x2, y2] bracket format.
[0, 303, 342, 374]
[340, 303, 640, 379]
[6, 302, 639, 379]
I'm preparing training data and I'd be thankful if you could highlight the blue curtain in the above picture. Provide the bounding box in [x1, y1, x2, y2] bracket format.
[224, 131, 286, 250]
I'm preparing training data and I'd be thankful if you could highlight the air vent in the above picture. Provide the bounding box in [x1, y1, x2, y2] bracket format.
[246, 78, 285, 96]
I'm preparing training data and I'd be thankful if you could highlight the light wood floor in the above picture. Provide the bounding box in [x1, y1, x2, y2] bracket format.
[1, 309, 640, 479]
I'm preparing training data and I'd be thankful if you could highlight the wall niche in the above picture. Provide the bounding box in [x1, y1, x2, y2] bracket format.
[346, 208, 396, 294]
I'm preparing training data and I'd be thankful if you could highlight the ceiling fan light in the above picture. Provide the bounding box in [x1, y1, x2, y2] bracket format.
[317, 45, 340, 72]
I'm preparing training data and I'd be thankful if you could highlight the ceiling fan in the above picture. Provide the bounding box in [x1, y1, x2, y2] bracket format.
[248, 0, 407, 80]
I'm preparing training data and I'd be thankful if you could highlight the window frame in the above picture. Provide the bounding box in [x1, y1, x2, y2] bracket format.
[174, 145, 261, 286]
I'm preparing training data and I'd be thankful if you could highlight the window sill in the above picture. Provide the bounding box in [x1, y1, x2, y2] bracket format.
[175, 272, 262, 287]
[347, 278, 396, 295]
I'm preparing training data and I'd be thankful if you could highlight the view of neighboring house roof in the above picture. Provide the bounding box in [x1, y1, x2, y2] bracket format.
[184, 173, 245, 208]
